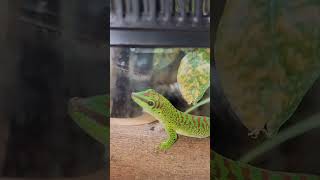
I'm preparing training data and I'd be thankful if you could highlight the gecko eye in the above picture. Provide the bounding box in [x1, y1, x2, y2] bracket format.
[148, 101, 154, 106]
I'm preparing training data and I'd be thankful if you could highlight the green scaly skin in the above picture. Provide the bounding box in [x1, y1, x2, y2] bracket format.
[68, 91, 320, 179]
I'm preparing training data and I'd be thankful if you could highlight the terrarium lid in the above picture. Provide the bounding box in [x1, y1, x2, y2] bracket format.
[110, 0, 210, 47]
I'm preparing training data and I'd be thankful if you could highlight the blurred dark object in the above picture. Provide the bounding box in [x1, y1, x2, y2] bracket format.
[211, 0, 253, 159]
[212, 0, 226, 43]
[0, 0, 108, 177]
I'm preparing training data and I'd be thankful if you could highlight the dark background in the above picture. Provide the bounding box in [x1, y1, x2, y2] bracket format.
[0, 0, 108, 177]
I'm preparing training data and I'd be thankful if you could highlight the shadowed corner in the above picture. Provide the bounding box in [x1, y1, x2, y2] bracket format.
[68, 97, 82, 113]
[211, 58, 253, 159]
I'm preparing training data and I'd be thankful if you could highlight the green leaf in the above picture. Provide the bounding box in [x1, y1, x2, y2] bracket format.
[215, 0, 320, 137]
[177, 49, 210, 105]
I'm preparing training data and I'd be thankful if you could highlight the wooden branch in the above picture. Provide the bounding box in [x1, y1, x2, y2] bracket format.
[110, 113, 156, 126]
[110, 118, 210, 180]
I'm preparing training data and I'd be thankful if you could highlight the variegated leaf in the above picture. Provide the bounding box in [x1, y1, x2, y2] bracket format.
[177, 49, 210, 105]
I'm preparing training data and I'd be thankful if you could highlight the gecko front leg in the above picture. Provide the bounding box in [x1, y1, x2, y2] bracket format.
[158, 127, 177, 151]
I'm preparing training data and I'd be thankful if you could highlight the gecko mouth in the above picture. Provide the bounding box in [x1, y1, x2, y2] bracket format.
[131, 92, 149, 104]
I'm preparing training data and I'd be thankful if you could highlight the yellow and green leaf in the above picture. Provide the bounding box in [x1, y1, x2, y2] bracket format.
[177, 49, 210, 105]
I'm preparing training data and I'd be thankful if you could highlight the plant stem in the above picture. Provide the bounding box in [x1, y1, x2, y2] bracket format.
[239, 113, 320, 163]
[185, 97, 210, 113]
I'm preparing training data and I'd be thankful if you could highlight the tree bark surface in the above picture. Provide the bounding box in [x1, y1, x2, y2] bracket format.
[110, 120, 210, 180]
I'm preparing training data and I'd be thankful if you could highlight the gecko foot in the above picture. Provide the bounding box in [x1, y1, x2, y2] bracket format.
[159, 141, 173, 150]
[154, 144, 168, 154]
[154, 141, 172, 153]
[154, 145, 161, 154]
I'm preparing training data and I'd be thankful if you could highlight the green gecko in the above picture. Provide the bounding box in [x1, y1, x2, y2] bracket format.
[68, 90, 320, 179]
[131, 89, 210, 150]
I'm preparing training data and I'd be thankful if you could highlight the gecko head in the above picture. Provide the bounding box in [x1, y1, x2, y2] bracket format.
[131, 89, 166, 115]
